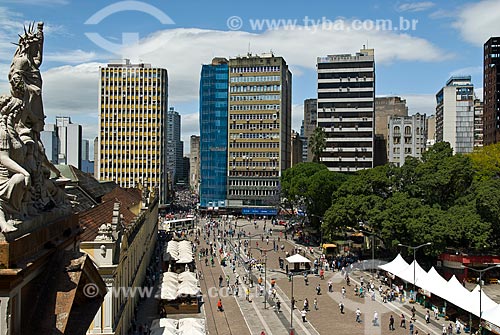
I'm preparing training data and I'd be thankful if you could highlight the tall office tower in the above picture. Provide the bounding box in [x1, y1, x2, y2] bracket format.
[53, 116, 82, 169]
[474, 99, 484, 148]
[317, 48, 375, 172]
[303, 98, 318, 162]
[483, 37, 500, 145]
[98, 59, 168, 204]
[388, 113, 427, 167]
[435, 76, 474, 154]
[426, 115, 436, 149]
[227, 53, 292, 209]
[166, 107, 183, 184]
[81, 138, 94, 174]
[291, 130, 303, 166]
[189, 135, 200, 193]
[299, 121, 308, 162]
[374, 96, 408, 165]
[93, 137, 99, 179]
[199, 58, 229, 209]
[40, 123, 58, 164]
[82, 139, 89, 161]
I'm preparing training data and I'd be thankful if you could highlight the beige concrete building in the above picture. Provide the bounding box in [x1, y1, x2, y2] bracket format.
[374, 97, 408, 165]
[426, 115, 436, 148]
[97, 59, 169, 205]
[227, 53, 292, 209]
[190, 135, 200, 193]
[302, 98, 317, 162]
[291, 130, 303, 167]
[81, 188, 158, 335]
[388, 113, 427, 167]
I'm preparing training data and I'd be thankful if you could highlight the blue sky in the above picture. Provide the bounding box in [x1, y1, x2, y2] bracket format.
[0, 0, 499, 154]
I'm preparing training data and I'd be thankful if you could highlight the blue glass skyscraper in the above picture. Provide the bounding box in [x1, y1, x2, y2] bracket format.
[199, 58, 229, 208]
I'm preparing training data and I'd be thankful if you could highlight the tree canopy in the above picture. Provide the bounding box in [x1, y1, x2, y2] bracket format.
[281, 142, 500, 256]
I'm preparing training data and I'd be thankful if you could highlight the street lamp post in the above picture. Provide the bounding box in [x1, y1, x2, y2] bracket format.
[461, 264, 500, 334]
[398, 242, 432, 300]
[290, 272, 294, 335]
[254, 245, 273, 309]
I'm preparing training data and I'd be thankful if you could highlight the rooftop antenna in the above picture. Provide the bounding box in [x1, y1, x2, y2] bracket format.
[247, 41, 251, 56]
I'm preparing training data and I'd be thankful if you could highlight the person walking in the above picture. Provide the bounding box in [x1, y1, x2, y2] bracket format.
[301, 309, 307, 322]
[425, 310, 430, 324]
[219, 274, 223, 288]
[400, 314, 406, 328]
[217, 298, 223, 312]
[389, 315, 395, 331]
[328, 280, 333, 292]
[313, 297, 318, 310]
[276, 300, 281, 312]
[409, 321, 414, 335]
[373, 311, 379, 326]
[303, 298, 309, 311]
[316, 284, 321, 295]
[342, 286, 346, 299]
[339, 301, 344, 314]
[355, 308, 362, 323]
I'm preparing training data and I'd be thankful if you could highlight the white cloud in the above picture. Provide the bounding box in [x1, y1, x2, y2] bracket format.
[429, 9, 457, 20]
[453, 0, 500, 46]
[117, 26, 447, 104]
[41, 62, 102, 118]
[45, 50, 104, 64]
[181, 112, 200, 154]
[397, 1, 435, 12]
[292, 103, 304, 133]
[475, 87, 484, 101]
[449, 66, 482, 78]
[399, 93, 437, 115]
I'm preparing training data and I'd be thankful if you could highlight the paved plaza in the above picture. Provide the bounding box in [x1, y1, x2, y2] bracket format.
[133, 218, 500, 334]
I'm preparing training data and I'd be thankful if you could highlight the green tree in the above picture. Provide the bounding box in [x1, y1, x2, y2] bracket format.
[309, 127, 326, 163]
[468, 142, 500, 181]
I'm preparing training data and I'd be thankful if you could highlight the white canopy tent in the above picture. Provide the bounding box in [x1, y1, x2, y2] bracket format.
[423, 267, 449, 294]
[150, 328, 177, 335]
[157, 270, 200, 301]
[286, 254, 311, 264]
[150, 318, 178, 331]
[150, 318, 205, 335]
[398, 260, 429, 288]
[482, 304, 500, 329]
[378, 255, 500, 327]
[378, 254, 410, 274]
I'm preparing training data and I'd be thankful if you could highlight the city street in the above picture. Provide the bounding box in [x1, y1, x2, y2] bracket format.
[197, 218, 464, 335]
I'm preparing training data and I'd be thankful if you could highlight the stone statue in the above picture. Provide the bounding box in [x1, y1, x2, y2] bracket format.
[0, 96, 30, 233]
[0, 22, 70, 234]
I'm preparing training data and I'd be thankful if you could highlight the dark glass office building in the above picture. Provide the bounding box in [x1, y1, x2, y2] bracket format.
[199, 58, 229, 208]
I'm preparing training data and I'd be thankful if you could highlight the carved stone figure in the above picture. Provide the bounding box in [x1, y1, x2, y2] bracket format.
[0, 96, 30, 232]
[0, 22, 69, 233]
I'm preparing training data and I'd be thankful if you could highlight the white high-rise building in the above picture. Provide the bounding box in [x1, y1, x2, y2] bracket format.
[316, 48, 375, 172]
[97, 59, 169, 204]
[435, 76, 474, 154]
